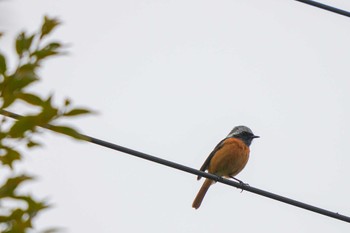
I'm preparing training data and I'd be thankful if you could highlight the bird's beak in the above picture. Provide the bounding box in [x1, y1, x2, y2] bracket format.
[252, 135, 260, 139]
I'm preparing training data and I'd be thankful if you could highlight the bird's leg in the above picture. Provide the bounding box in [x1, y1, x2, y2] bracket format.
[214, 175, 223, 183]
[229, 176, 249, 192]
[229, 176, 248, 185]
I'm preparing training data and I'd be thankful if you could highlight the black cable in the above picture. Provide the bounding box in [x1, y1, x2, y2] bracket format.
[1, 109, 350, 223]
[295, 0, 350, 17]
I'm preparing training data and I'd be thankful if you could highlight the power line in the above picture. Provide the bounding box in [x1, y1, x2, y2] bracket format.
[295, 0, 350, 17]
[1, 109, 350, 223]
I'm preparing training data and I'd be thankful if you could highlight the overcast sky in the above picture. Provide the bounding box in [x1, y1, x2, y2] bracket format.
[1, 0, 350, 232]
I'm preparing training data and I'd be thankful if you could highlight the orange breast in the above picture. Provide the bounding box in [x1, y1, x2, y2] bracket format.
[208, 138, 250, 177]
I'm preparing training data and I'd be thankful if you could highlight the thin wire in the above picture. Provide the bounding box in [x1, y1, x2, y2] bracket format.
[1, 109, 350, 223]
[295, 0, 350, 17]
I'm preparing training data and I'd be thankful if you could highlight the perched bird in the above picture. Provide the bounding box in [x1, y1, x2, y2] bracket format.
[192, 125, 259, 209]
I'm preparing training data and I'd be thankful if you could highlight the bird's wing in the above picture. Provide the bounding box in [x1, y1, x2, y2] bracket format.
[197, 138, 226, 180]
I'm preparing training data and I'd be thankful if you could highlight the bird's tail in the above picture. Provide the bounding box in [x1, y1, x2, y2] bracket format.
[192, 178, 213, 209]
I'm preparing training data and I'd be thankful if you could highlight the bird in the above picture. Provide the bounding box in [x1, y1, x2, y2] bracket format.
[192, 125, 259, 209]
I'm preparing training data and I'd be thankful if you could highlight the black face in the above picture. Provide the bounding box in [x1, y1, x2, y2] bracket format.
[234, 131, 259, 147]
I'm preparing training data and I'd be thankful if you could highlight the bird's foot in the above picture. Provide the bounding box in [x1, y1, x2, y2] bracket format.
[229, 176, 249, 193]
[214, 175, 223, 182]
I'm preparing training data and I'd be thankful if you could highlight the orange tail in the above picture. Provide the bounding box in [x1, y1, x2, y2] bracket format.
[192, 179, 213, 209]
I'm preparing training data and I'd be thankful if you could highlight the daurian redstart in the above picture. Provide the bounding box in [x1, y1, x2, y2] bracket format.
[192, 125, 259, 209]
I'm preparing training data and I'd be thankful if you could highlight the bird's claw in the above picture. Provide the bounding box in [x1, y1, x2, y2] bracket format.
[214, 175, 223, 182]
[229, 176, 249, 192]
[238, 181, 249, 193]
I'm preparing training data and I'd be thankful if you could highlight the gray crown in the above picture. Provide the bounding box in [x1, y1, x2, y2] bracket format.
[227, 125, 254, 138]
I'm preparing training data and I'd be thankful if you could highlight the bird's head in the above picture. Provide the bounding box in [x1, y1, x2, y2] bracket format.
[226, 125, 259, 147]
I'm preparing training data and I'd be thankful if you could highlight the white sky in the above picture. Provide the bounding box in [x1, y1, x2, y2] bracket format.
[1, 0, 350, 232]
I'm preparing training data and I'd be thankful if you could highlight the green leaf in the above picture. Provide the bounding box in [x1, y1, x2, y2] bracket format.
[31, 42, 63, 61]
[32, 42, 63, 60]
[41, 228, 62, 233]
[64, 98, 71, 106]
[15, 32, 25, 56]
[0, 70, 39, 108]
[12, 64, 40, 87]
[17, 63, 40, 74]
[0, 215, 10, 222]
[40, 16, 60, 39]
[49, 125, 86, 140]
[4, 208, 32, 231]
[0, 148, 21, 168]
[45, 41, 62, 50]
[0, 63, 40, 108]
[15, 32, 35, 56]
[7, 102, 60, 138]
[0, 95, 15, 109]
[0, 125, 7, 140]
[8, 116, 38, 138]
[27, 140, 42, 148]
[16, 195, 50, 217]
[2, 63, 38, 88]
[64, 108, 92, 117]
[0, 175, 33, 198]
[39, 96, 59, 122]
[0, 53, 6, 74]
[32, 49, 59, 60]
[17, 93, 44, 106]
